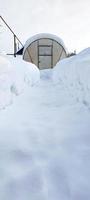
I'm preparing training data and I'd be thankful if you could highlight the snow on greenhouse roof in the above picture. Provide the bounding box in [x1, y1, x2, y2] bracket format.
[23, 33, 68, 54]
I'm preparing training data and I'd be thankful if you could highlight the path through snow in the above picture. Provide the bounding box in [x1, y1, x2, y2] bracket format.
[0, 70, 90, 200]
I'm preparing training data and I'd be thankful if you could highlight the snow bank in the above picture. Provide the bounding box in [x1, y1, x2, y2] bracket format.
[53, 48, 90, 107]
[0, 56, 13, 109]
[0, 49, 90, 199]
[8, 56, 40, 95]
[0, 55, 40, 109]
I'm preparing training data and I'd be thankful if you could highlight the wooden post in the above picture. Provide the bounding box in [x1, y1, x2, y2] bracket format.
[14, 34, 16, 57]
[0, 16, 24, 56]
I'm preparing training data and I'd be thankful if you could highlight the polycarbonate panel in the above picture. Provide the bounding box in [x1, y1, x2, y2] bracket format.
[53, 41, 66, 67]
[39, 56, 51, 69]
[39, 39, 52, 45]
[27, 41, 38, 66]
[60, 50, 66, 59]
[39, 46, 52, 55]
[23, 49, 31, 62]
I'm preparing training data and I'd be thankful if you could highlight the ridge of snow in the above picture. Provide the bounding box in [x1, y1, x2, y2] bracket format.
[53, 47, 90, 107]
[0, 55, 40, 109]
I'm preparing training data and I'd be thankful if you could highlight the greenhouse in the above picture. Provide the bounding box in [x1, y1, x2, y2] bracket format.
[23, 33, 68, 69]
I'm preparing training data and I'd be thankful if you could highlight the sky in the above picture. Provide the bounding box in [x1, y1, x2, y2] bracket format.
[0, 0, 90, 53]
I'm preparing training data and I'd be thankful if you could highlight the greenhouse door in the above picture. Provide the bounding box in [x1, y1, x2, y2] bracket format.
[38, 44, 53, 69]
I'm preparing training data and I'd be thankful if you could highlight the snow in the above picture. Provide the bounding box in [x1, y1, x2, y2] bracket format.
[0, 55, 40, 109]
[8, 56, 40, 94]
[0, 48, 90, 199]
[0, 55, 13, 109]
[23, 33, 68, 55]
[53, 48, 90, 107]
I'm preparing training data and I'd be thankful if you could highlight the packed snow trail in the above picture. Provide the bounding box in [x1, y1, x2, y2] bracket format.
[0, 69, 90, 200]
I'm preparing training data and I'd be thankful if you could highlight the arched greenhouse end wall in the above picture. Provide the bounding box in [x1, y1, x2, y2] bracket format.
[23, 33, 68, 70]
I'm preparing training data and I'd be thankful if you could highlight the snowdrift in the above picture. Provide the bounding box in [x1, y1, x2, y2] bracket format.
[0, 55, 13, 109]
[53, 48, 90, 108]
[0, 49, 90, 200]
[0, 55, 40, 109]
[8, 56, 40, 95]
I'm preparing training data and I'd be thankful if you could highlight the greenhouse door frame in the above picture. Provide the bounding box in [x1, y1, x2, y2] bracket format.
[38, 40, 53, 69]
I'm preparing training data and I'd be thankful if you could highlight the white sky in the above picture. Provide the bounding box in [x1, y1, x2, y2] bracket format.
[0, 0, 90, 53]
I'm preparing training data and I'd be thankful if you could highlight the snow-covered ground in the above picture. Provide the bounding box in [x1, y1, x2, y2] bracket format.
[0, 49, 90, 200]
[0, 55, 40, 109]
